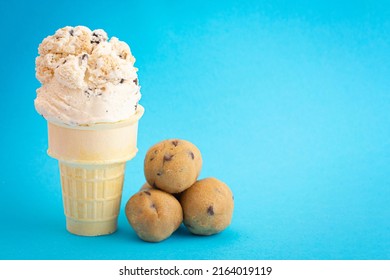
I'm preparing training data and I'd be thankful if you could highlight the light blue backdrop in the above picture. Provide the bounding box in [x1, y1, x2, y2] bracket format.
[0, 0, 389, 259]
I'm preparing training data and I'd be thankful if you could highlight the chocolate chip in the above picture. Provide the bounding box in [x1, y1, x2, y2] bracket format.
[163, 154, 173, 162]
[172, 140, 179, 147]
[157, 172, 162, 176]
[62, 60, 67, 64]
[91, 31, 106, 44]
[151, 203, 156, 209]
[120, 78, 125, 84]
[144, 191, 151, 196]
[69, 29, 74, 36]
[133, 78, 138, 85]
[79, 54, 88, 66]
[135, 104, 138, 111]
[207, 206, 214, 216]
[189, 151, 195, 160]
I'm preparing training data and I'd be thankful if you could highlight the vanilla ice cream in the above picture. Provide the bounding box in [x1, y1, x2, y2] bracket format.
[35, 26, 141, 126]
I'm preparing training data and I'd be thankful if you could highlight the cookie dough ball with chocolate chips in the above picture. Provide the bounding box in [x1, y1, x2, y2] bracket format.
[125, 189, 183, 242]
[180, 178, 234, 236]
[144, 139, 202, 194]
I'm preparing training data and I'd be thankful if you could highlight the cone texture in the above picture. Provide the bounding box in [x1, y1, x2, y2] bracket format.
[59, 162, 125, 236]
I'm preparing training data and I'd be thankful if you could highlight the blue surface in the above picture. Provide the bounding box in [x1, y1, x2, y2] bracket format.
[0, 0, 389, 260]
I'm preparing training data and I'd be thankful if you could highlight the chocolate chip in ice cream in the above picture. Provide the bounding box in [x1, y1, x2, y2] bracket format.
[78, 54, 88, 66]
[91, 30, 108, 44]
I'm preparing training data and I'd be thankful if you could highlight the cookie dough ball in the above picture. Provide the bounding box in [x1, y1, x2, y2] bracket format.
[125, 189, 183, 242]
[144, 139, 202, 193]
[180, 178, 234, 236]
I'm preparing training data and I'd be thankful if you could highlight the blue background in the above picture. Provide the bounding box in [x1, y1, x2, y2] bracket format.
[0, 0, 389, 260]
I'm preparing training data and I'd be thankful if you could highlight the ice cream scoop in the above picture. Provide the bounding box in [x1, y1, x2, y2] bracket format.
[35, 25, 140, 126]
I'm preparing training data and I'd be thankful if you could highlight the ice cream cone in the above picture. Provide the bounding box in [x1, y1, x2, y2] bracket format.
[47, 105, 144, 236]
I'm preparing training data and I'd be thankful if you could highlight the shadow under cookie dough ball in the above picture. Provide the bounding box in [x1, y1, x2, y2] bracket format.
[180, 177, 234, 236]
[125, 189, 183, 242]
[144, 139, 202, 193]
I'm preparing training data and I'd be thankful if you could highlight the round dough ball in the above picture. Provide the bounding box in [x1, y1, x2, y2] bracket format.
[180, 177, 234, 235]
[125, 189, 183, 242]
[144, 139, 202, 193]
